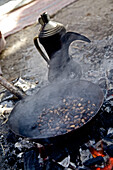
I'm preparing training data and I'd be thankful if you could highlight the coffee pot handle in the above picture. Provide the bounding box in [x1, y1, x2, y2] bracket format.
[34, 36, 50, 65]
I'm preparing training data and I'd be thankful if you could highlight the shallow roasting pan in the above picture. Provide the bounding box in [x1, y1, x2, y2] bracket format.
[8, 79, 104, 144]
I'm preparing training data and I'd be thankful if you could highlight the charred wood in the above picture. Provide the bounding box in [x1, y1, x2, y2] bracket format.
[0, 75, 25, 99]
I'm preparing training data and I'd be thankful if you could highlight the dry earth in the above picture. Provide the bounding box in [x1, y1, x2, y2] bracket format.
[0, 0, 113, 84]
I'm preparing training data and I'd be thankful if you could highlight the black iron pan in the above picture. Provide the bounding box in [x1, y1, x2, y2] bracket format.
[8, 79, 104, 144]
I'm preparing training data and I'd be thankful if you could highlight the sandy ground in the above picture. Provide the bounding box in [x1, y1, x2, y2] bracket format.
[0, 0, 113, 85]
[0, 0, 10, 6]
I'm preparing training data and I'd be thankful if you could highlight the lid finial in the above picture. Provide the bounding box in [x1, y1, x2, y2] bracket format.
[38, 12, 50, 26]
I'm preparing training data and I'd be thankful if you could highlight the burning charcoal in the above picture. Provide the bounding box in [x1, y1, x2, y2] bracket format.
[105, 144, 113, 157]
[16, 159, 24, 169]
[106, 133, 113, 140]
[8, 155, 16, 166]
[83, 156, 104, 167]
[46, 145, 68, 162]
[17, 152, 23, 158]
[44, 159, 64, 170]
[99, 127, 106, 138]
[79, 148, 92, 164]
[98, 77, 107, 91]
[58, 155, 70, 168]
[15, 147, 22, 154]
[15, 142, 22, 151]
[78, 167, 91, 170]
[107, 128, 113, 135]
[106, 88, 113, 101]
[105, 106, 111, 113]
[103, 133, 113, 144]
[69, 162, 77, 169]
[80, 144, 89, 150]
[6, 130, 18, 143]
[107, 69, 113, 82]
[88, 140, 96, 146]
[24, 149, 41, 170]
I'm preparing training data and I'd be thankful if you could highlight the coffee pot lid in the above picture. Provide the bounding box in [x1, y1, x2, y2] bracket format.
[38, 12, 66, 37]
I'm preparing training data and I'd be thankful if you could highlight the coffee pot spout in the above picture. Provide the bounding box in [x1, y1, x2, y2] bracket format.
[61, 32, 91, 47]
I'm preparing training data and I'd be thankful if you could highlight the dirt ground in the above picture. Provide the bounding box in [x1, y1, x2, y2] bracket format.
[0, 0, 113, 85]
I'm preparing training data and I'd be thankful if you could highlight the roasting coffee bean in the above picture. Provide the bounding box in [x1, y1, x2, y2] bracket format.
[35, 96, 97, 136]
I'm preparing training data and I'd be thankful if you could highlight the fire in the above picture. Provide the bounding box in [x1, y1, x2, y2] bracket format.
[89, 147, 105, 158]
[89, 147, 113, 170]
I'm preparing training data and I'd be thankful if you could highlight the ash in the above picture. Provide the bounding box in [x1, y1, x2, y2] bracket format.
[0, 35, 113, 169]
[71, 35, 113, 86]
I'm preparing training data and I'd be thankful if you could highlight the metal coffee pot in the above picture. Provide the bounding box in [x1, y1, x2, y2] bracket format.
[34, 12, 91, 82]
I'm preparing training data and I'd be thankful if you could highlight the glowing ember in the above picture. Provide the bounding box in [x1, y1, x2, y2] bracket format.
[89, 147, 105, 158]
[89, 146, 113, 170]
